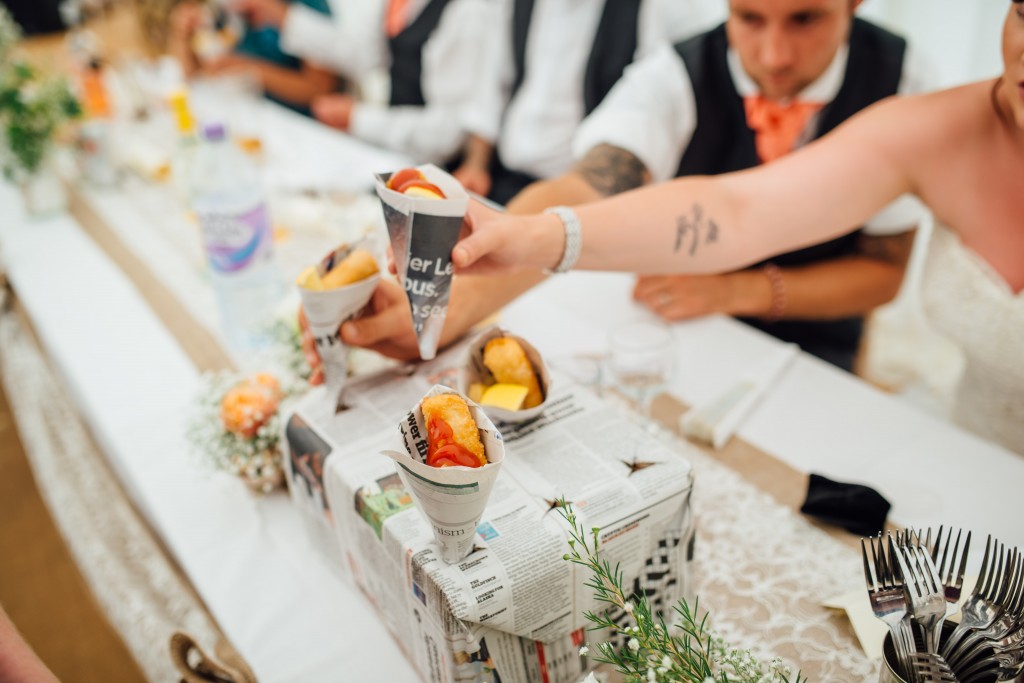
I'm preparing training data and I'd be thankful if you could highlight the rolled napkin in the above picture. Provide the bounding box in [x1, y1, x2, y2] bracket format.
[681, 343, 798, 449]
[800, 473, 891, 537]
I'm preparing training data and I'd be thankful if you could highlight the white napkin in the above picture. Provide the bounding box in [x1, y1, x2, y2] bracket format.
[681, 343, 798, 449]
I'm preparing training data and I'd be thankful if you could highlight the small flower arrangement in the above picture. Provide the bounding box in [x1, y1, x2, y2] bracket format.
[187, 372, 295, 493]
[558, 501, 806, 683]
[0, 6, 81, 182]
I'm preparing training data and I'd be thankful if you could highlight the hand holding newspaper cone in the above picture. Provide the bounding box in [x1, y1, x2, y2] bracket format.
[295, 245, 380, 398]
[381, 385, 504, 564]
[375, 165, 468, 361]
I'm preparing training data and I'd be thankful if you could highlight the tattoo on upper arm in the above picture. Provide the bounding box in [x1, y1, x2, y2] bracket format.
[573, 144, 649, 196]
[856, 230, 917, 266]
[674, 203, 720, 257]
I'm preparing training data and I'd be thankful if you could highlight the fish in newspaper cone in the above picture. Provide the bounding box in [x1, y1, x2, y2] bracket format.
[296, 245, 380, 398]
[381, 385, 504, 564]
[421, 394, 487, 468]
[458, 327, 551, 424]
[374, 164, 468, 361]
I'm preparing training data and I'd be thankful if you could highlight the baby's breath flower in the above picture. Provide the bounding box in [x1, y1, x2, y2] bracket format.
[579, 645, 589, 657]
[628, 638, 640, 653]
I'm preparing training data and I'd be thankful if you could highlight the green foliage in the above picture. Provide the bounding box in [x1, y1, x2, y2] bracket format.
[0, 6, 81, 180]
[557, 500, 806, 683]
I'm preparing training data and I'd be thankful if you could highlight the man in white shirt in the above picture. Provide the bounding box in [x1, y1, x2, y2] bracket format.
[331, 0, 932, 373]
[233, 0, 495, 164]
[454, 0, 719, 204]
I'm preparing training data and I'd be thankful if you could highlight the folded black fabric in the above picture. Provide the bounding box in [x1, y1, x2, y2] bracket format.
[800, 473, 891, 537]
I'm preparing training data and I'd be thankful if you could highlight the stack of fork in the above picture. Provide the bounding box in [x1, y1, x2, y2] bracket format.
[861, 527, 1024, 683]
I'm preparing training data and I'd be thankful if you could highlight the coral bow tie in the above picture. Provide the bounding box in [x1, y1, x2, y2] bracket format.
[385, 0, 408, 37]
[743, 96, 823, 163]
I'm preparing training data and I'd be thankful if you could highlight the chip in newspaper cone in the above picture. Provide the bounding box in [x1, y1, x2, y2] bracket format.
[297, 244, 380, 399]
[381, 385, 504, 563]
[458, 327, 551, 424]
[374, 164, 468, 361]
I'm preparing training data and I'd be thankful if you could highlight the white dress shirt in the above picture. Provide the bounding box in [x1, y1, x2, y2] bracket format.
[280, 0, 495, 163]
[462, 0, 720, 180]
[572, 31, 934, 234]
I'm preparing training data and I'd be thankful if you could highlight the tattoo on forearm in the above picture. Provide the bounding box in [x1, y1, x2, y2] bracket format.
[573, 144, 649, 196]
[674, 203, 719, 257]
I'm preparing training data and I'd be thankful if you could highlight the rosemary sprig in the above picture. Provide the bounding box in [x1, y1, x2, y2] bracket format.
[557, 499, 806, 683]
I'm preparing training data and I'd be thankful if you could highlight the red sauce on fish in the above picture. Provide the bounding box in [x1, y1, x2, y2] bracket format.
[426, 416, 482, 468]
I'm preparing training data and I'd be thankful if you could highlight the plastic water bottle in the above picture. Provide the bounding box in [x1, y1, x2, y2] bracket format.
[191, 123, 282, 353]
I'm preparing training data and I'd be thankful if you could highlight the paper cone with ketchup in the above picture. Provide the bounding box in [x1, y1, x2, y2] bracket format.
[374, 164, 468, 361]
[296, 244, 380, 399]
[381, 385, 504, 564]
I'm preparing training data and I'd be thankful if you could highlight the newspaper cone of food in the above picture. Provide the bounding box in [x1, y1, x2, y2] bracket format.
[458, 326, 551, 424]
[381, 385, 504, 564]
[374, 164, 468, 361]
[296, 245, 380, 400]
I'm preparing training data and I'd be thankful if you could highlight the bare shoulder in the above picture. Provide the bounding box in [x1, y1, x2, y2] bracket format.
[860, 81, 995, 146]
[825, 81, 998, 186]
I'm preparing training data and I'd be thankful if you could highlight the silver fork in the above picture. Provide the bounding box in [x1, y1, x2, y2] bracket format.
[942, 536, 1010, 662]
[864, 535, 915, 680]
[898, 541, 948, 655]
[932, 526, 971, 617]
[952, 551, 1024, 671]
[959, 643, 1024, 683]
[907, 652, 960, 682]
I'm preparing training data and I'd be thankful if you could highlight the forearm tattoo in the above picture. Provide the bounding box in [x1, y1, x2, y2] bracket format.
[673, 203, 719, 257]
[573, 144, 649, 196]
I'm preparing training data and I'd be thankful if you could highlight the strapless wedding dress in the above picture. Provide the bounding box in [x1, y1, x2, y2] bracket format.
[920, 225, 1024, 455]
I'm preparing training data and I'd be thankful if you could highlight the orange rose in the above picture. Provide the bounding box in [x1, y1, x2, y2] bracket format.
[220, 374, 283, 438]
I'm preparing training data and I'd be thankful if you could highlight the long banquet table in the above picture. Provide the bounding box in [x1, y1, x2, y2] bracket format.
[1, 102, 1022, 682]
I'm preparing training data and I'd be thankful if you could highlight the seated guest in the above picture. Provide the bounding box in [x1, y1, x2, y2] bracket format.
[168, 0, 339, 115]
[505, 0, 932, 371]
[447, 3, 1024, 453]
[231, 0, 495, 165]
[453, 0, 719, 204]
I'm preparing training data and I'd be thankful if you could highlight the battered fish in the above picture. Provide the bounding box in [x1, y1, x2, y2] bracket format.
[483, 338, 543, 409]
[320, 248, 379, 289]
[421, 394, 486, 467]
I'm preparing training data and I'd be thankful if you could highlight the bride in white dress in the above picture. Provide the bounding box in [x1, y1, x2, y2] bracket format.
[450, 1, 1024, 454]
[921, 226, 1024, 453]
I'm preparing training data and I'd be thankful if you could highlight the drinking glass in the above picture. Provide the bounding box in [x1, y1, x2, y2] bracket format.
[608, 321, 673, 423]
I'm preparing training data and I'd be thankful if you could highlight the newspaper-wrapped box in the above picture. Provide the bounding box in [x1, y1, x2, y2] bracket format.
[375, 165, 467, 361]
[287, 349, 696, 683]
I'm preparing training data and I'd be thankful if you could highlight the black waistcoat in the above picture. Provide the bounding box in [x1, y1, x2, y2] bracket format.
[510, 0, 642, 116]
[673, 19, 907, 370]
[388, 0, 451, 107]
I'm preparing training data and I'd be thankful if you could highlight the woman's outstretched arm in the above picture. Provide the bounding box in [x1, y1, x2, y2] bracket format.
[453, 94, 920, 276]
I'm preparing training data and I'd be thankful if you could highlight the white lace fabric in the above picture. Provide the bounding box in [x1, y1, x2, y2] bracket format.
[921, 225, 1024, 455]
[682, 440, 877, 680]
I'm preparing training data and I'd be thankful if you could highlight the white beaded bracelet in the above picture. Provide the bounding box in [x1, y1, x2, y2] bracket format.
[543, 206, 582, 274]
